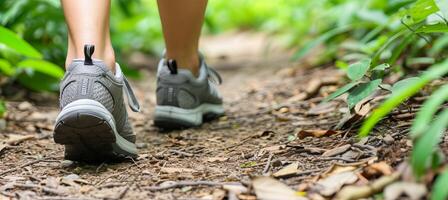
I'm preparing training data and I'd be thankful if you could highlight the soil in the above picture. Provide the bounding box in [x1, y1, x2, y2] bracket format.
[0, 32, 429, 200]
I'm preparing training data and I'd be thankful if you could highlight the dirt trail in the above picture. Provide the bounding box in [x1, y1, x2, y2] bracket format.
[0, 33, 412, 200]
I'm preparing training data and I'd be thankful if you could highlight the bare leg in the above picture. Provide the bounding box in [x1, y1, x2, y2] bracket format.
[157, 0, 208, 76]
[61, 0, 115, 71]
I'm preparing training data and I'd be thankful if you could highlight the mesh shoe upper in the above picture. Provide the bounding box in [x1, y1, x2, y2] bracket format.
[59, 60, 137, 142]
[156, 57, 223, 109]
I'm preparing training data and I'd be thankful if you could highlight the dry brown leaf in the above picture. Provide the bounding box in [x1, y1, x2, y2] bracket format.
[364, 162, 394, 177]
[252, 176, 307, 200]
[297, 130, 339, 139]
[314, 171, 358, 196]
[160, 167, 196, 174]
[260, 145, 286, 154]
[322, 144, 351, 157]
[273, 162, 300, 178]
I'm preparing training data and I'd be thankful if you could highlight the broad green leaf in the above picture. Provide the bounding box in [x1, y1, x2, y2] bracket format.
[411, 109, 448, 177]
[416, 23, 448, 33]
[323, 81, 359, 102]
[359, 59, 448, 137]
[391, 77, 421, 95]
[347, 79, 382, 108]
[18, 72, 59, 92]
[406, 0, 440, 24]
[432, 169, 448, 200]
[0, 26, 42, 59]
[17, 59, 64, 79]
[347, 59, 371, 81]
[0, 59, 15, 76]
[411, 84, 448, 138]
[292, 26, 351, 61]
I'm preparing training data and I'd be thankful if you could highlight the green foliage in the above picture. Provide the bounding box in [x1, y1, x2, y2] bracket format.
[0, 100, 5, 118]
[0, 26, 41, 59]
[432, 169, 448, 200]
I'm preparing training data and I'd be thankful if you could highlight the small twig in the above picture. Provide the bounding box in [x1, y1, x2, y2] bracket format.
[262, 153, 274, 175]
[167, 149, 193, 157]
[0, 157, 57, 176]
[319, 157, 356, 163]
[96, 162, 106, 173]
[13, 183, 65, 195]
[143, 181, 240, 191]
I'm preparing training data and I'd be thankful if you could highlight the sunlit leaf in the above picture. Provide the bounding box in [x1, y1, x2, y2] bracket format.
[416, 23, 448, 33]
[359, 59, 448, 137]
[0, 26, 41, 59]
[405, 0, 440, 24]
[17, 59, 64, 79]
[411, 84, 448, 138]
[411, 109, 448, 177]
[432, 169, 448, 200]
[0, 58, 15, 76]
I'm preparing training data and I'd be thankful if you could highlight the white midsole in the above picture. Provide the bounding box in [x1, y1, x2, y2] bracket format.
[154, 103, 224, 125]
[56, 99, 137, 155]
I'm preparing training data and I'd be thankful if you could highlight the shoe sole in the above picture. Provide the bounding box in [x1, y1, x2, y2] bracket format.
[54, 99, 137, 162]
[154, 103, 224, 129]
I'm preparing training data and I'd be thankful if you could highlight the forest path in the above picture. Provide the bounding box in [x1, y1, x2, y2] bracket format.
[0, 32, 410, 200]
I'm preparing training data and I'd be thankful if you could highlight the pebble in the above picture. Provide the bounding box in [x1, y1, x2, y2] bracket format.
[61, 160, 74, 167]
[65, 174, 80, 180]
[383, 134, 394, 144]
[136, 143, 148, 149]
[18, 101, 32, 111]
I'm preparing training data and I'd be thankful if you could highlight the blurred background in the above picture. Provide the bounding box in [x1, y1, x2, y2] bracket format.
[0, 0, 447, 113]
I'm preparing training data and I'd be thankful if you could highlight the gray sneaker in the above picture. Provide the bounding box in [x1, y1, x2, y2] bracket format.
[54, 45, 140, 162]
[154, 55, 224, 129]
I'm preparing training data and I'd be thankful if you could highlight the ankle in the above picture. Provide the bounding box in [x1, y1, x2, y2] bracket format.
[165, 50, 200, 76]
[66, 43, 116, 72]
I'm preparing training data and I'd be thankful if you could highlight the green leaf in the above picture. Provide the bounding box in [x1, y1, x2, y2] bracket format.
[323, 81, 359, 102]
[0, 26, 42, 59]
[411, 84, 448, 138]
[292, 26, 351, 61]
[372, 63, 390, 71]
[347, 59, 371, 81]
[411, 109, 448, 177]
[17, 72, 59, 92]
[416, 23, 448, 33]
[359, 59, 448, 137]
[0, 100, 5, 118]
[391, 77, 421, 95]
[347, 79, 382, 108]
[0, 59, 15, 76]
[17, 59, 64, 79]
[405, 0, 440, 24]
[432, 169, 448, 200]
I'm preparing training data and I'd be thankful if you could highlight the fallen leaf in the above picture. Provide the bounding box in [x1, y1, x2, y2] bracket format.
[335, 173, 400, 200]
[273, 162, 300, 178]
[363, 162, 394, 177]
[313, 171, 358, 196]
[297, 130, 339, 139]
[206, 157, 229, 162]
[384, 182, 427, 200]
[322, 144, 351, 157]
[252, 176, 306, 200]
[160, 167, 196, 174]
